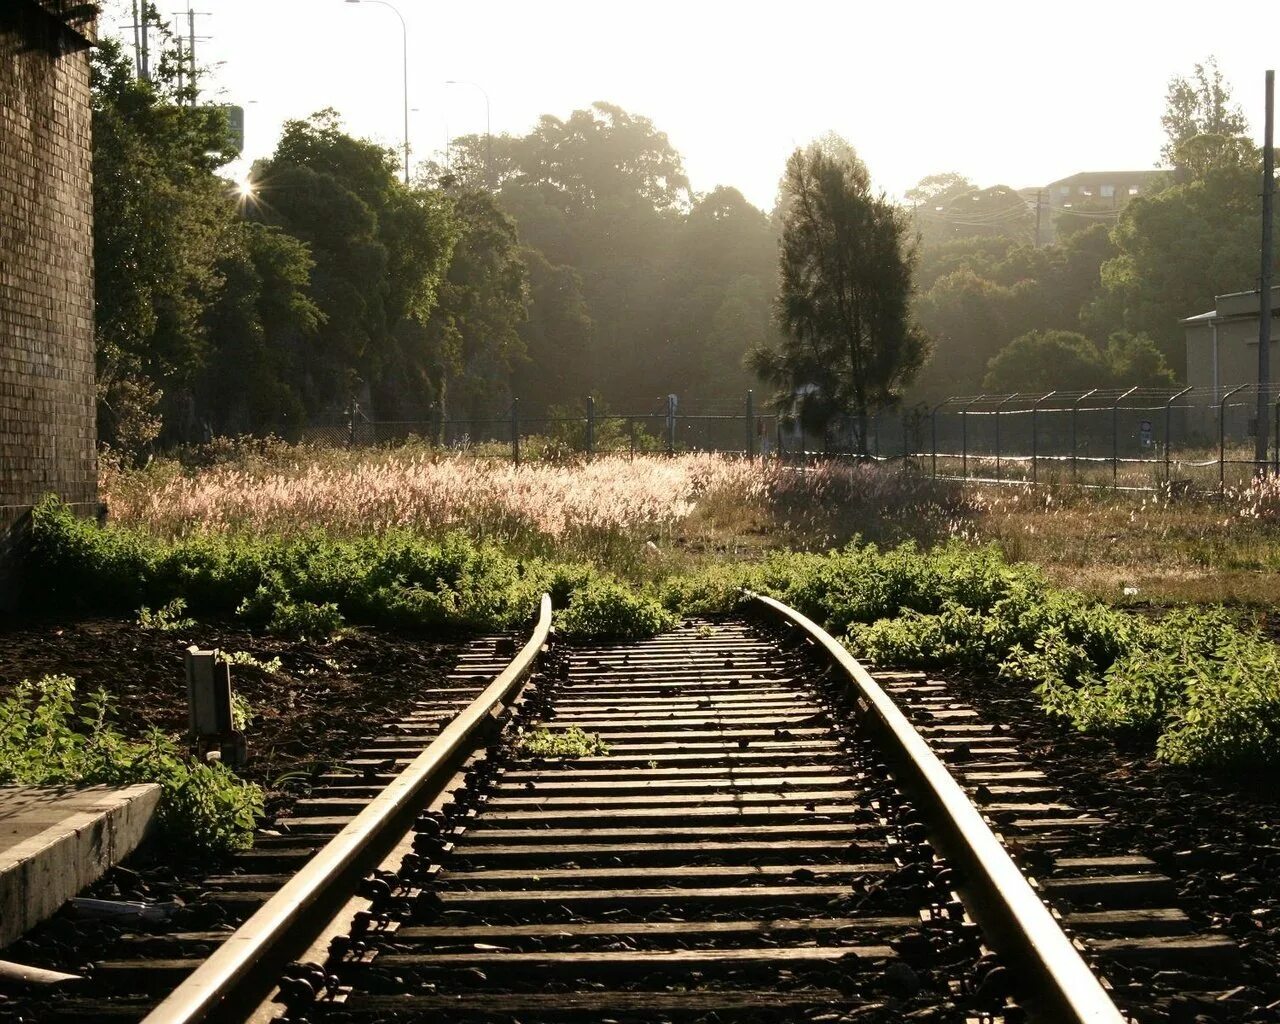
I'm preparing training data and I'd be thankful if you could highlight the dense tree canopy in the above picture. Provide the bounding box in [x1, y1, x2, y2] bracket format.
[90, 26, 1272, 455]
[752, 138, 926, 451]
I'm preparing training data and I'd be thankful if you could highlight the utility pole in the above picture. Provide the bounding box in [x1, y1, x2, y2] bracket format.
[1258, 69, 1276, 474]
[132, 0, 151, 80]
[171, 7, 210, 105]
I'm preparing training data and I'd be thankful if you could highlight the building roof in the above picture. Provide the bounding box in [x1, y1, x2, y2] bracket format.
[1046, 170, 1170, 189]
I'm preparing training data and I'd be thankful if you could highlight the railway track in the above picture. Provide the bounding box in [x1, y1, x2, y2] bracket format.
[7, 593, 1241, 1023]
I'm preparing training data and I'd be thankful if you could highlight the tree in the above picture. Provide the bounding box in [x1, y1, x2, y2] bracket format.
[90, 32, 237, 453]
[751, 139, 927, 453]
[983, 329, 1173, 392]
[1093, 161, 1277, 376]
[424, 187, 528, 427]
[253, 111, 455, 418]
[1162, 57, 1251, 174]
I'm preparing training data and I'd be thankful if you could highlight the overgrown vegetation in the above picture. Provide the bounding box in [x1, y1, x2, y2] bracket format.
[520, 726, 610, 758]
[0, 675, 262, 854]
[26, 496, 671, 641]
[661, 541, 1280, 772]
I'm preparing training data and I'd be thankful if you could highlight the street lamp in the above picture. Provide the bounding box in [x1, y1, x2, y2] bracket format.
[444, 79, 491, 188]
[344, 0, 409, 185]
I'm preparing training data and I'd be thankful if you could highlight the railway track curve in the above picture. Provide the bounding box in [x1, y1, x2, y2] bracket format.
[15, 591, 1232, 1024]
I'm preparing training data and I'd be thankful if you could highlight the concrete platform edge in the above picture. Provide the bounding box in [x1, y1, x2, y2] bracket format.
[0, 783, 162, 949]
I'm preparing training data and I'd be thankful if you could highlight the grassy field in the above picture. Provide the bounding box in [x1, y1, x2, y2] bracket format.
[102, 442, 1280, 609]
[11, 441, 1274, 789]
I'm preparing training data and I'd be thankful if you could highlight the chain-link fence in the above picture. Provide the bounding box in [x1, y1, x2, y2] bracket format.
[293, 386, 1280, 493]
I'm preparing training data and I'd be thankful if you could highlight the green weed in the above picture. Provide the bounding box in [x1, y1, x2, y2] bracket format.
[0, 674, 262, 854]
[520, 726, 610, 758]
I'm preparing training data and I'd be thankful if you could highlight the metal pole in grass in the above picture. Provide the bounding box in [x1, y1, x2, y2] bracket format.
[745, 389, 755, 461]
[1112, 387, 1138, 488]
[995, 393, 1017, 481]
[1072, 389, 1097, 484]
[1164, 387, 1192, 483]
[931, 398, 952, 479]
[961, 395, 982, 481]
[1274, 393, 1280, 475]
[1031, 390, 1055, 486]
[511, 398, 520, 467]
[585, 395, 595, 457]
[1220, 384, 1248, 495]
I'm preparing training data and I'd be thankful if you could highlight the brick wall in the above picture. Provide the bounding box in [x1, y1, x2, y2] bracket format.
[0, 4, 97, 601]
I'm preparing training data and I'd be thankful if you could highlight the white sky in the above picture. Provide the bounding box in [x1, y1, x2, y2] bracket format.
[103, 0, 1277, 211]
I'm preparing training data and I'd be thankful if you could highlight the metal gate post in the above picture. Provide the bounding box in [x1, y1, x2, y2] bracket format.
[1219, 384, 1247, 495]
[1164, 387, 1192, 483]
[511, 398, 520, 467]
[1112, 387, 1138, 488]
[1274, 393, 1280, 475]
[1031, 391, 1055, 486]
[931, 399, 951, 479]
[585, 395, 595, 456]
[995, 393, 1017, 482]
[1072, 389, 1096, 484]
[745, 389, 755, 461]
[961, 396, 982, 481]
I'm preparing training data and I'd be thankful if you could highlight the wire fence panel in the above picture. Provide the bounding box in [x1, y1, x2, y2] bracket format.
[288, 385, 1280, 494]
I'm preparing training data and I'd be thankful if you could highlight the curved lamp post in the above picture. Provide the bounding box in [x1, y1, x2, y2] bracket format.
[345, 0, 409, 184]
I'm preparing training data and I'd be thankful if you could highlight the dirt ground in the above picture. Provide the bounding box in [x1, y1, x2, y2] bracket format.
[0, 615, 470, 814]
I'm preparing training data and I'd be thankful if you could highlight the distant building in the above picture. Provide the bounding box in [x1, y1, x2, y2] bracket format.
[1019, 170, 1172, 244]
[1182, 286, 1280, 436]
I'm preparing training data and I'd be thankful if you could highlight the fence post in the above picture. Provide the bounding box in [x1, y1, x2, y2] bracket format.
[995, 393, 1017, 482]
[1274, 393, 1280, 475]
[1164, 386, 1192, 484]
[1220, 384, 1248, 495]
[961, 396, 982, 481]
[745, 389, 755, 461]
[931, 399, 950, 479]
[1111, 387, 1137, 489]
[1031, 391, 1055, 486]
[667, 394, 677, 454]
[585, 395, 595, 456]
[1071, 389, 1096, 485]
[511, 398, 520, 467]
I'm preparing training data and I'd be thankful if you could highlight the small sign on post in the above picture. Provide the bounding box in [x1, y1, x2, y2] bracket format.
[184, 647, 247, 767]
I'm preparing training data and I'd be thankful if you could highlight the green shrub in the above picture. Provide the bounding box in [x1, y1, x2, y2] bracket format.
[0, 675, 262, 855]
[25, 498, 668, 642]
[558, 578, 677, 640]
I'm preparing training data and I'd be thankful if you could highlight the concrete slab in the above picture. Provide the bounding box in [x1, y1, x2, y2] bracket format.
[0, 784, 161, 949]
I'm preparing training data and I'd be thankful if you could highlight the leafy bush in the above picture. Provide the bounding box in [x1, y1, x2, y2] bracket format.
[25, 497, 666, 642]
[0, 675, 262, 854]
[558, 578, 677, 640]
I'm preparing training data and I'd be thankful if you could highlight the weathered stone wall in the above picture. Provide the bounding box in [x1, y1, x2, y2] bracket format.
[0, 4, 97, 599]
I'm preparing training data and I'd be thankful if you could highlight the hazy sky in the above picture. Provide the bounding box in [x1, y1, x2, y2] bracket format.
[103, 0, 1276, 211]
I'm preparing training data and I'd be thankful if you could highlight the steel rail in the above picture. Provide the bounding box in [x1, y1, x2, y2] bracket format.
[142, 594, 553, 1024]
[745, 592, 1125, 1024]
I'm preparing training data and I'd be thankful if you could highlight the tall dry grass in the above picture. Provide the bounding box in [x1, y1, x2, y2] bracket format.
[102, 445, 1280, 606]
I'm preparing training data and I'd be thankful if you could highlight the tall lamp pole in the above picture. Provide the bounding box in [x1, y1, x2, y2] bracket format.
[444, 79, 491, 188]
[345, 0, 409, 184]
